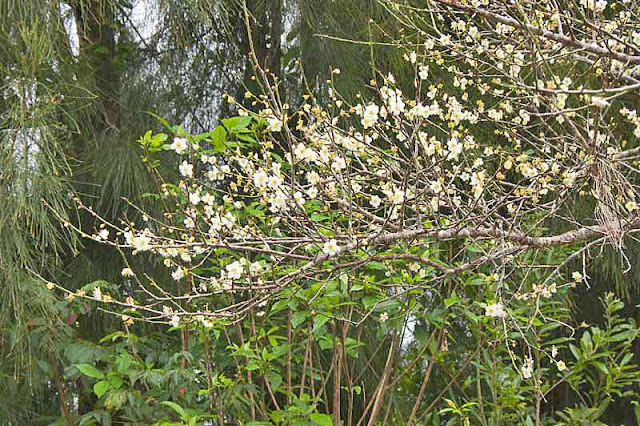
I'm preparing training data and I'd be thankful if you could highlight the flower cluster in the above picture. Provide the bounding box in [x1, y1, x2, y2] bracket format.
[53, 1, 640, 345]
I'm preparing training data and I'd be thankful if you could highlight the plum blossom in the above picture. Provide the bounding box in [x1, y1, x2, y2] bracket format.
[125, 231, 152, 252]
[521, 357, 534, 379]
[419, 65, 429, 80]
[485, 302, 506, 318]
[226, 260, 244, 280]
[172, 267, 185, 281]
[179, 161, 193, 177]
[322, 239, 340, 256]
[362, 104, 379, 128]
[170, 137, 189, 154]
[253, 169, 268, 188]
[267, 116, 283, 132]
[121, 268, 135, 277]
[170, 315, 180, 327]
[93, 286, 102, 301]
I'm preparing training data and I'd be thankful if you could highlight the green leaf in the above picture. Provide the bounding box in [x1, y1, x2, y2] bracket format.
[362, 296, 379, 309]
[36, 359, 53, 377]
[267, 371, 283, 391]
[312, 314, 331, 335]
[310, 213, 329, 222]
[569, 344, 581, 361]
[366, 261, 387, 271]
[76, 363, 105, 379]
[467, 244, 484, 253]
[291, 310, 309, 328]
[108, 375, 124, 390]
[192, 131, 212, 142]
[593, 361, 609, 375]
[246, 361, 261, 371]
[150, 132, 168, 148]
[147, 112, 171, 130]
[222, 116, 252, 133]
[310, 413, 333, 426]
[580, 331, 593, 353]
[211, 125, 227, 152]
[270, 299, 289, 313]
[64, 342, 107, 364]
[160, 401, 187, 420]
[139, 130, 152, 146]
[237, 133, 256, 143]
[444, 292, 461, 308]
[609, 330, 637, 342]
[94, 380, 110, 398]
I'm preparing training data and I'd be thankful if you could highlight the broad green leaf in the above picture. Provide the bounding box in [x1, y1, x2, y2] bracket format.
[36, 359, 53, 377]
[366, 261, 387, 271]
[267, 371, 283, 391]
[362, 296, 379, 309]
[291, 310, 308, 328]
[160, 401, 188, 420]
[211, 125, 227, 152]
[309, 413, 333, 426]
[93, 380, 110, 397]
[222, 116, 252, 132]
[312, 314, 331, 335]
[150, 132, 168, 148]
[246, 361, 261, 371]
[108, 375, 124, 390]
[444, 293, 461, 308]
[76, 363, 105, 379]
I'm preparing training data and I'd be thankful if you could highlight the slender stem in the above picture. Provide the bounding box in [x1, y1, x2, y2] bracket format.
[407, 326, 445, 425]
[286, 308, 292, 405]
[366, 332, 398, 426]
[331, 320, 342, 426]
[48, 336, 73, 426]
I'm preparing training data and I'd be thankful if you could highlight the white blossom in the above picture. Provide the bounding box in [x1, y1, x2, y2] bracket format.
[121, 268, 135, 277]
[170, 137, 189, 154]
[179, 161, 194, 178]
[419, 65, 429, 80]
[267, 117, 283, 132]
[93, 286, 102, 301]
[362, 104, 380, 128]
[170, 315, 180, 327]
[172, 267, 185, 281]
[485, 302, 506, 318]
[322, 239, 340, 256]
[226, 260, 244, 280]
[521, 357, 534, 379]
